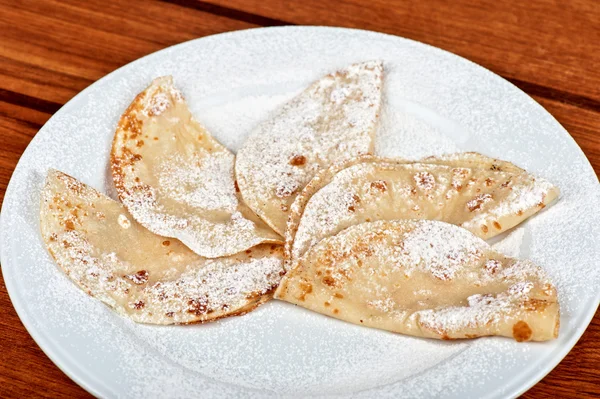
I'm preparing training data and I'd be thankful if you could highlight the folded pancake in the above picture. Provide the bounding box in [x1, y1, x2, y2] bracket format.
[286, 153, 559, 267]
[276, 220, 559, 341]
[111, 76, 281, 258]
[40, 169, 284, 325]
[423, 152, 525, 174]
[235, 61, 384, 235]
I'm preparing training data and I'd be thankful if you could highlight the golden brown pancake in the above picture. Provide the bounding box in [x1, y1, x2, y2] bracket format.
[40, 169, 284, 325]
[111, 76, 282, 258]
[285, 153, 559, 268]
[276, 219, 559, 342]
[235, 61, 384, 235]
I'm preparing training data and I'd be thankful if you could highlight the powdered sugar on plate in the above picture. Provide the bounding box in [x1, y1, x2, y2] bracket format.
[1, 27, 599, 398]
[492, 228, 525, 258]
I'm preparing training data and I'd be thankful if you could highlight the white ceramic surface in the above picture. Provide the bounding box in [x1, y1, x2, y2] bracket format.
[1, 27, 599, 398]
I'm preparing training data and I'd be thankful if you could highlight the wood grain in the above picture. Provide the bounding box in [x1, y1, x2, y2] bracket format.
[0, 0, 598, 397]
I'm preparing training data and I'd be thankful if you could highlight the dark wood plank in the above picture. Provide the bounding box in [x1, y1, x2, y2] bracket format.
[0, 0, 257, 104]
[0, 0, 598, 397]
[0, 103, 46, 200]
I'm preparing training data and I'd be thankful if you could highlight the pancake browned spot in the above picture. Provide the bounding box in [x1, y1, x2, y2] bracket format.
[513, 321, 533, 342]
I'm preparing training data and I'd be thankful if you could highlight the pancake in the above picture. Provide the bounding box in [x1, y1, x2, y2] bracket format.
[111, 76, 282, 258]
[40, 169, 284, 325]
[235, 61, 384, 235]
[275, 219, 559, 341]
[286, 153, 559, 267]
[423, 152, 525, 174]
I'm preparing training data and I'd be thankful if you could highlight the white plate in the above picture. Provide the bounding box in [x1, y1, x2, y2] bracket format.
[1, 27, 599, 398]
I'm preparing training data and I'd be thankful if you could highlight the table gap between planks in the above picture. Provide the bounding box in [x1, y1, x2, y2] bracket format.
[0, 0, 598, 397]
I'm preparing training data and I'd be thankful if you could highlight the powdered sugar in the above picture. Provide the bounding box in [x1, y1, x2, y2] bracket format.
[1, 27, 599, 398]
[376, 102, 460, 160]
[465, 177, 556, 229]
[467, 193, 493, 211]
[117, 213, 131, 229]
[289, 158, 553, 264]
[157, 151, 238, 212]
[40, 169, 285, 324]
[111, 77, 282, 258]
[281, 219, 556, 342]
[55, 225, 283, 324]
[292, 165, 371, 257]
[235, 60, 383, 234]
[492, 228, 525, 258]
[145, 92, 170, 116]
[391, 221, 486, 281]
[414, 171, 435, 191]
[417, 287, 531, 334]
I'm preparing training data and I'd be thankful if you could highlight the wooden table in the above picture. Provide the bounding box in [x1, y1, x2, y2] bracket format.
[1, 0, 598, 397]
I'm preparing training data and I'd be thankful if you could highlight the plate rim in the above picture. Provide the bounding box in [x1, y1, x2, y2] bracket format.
[1, 25, 599, 398]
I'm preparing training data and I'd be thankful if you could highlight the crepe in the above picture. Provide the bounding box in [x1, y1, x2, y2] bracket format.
[235, 61, 384, 235]
[423, 152, 525, 174]
[286, 154, 559, 265]
[111, 76, 281, 258]
[40, 169, 284, 325]
[275, 219, 559, 341]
